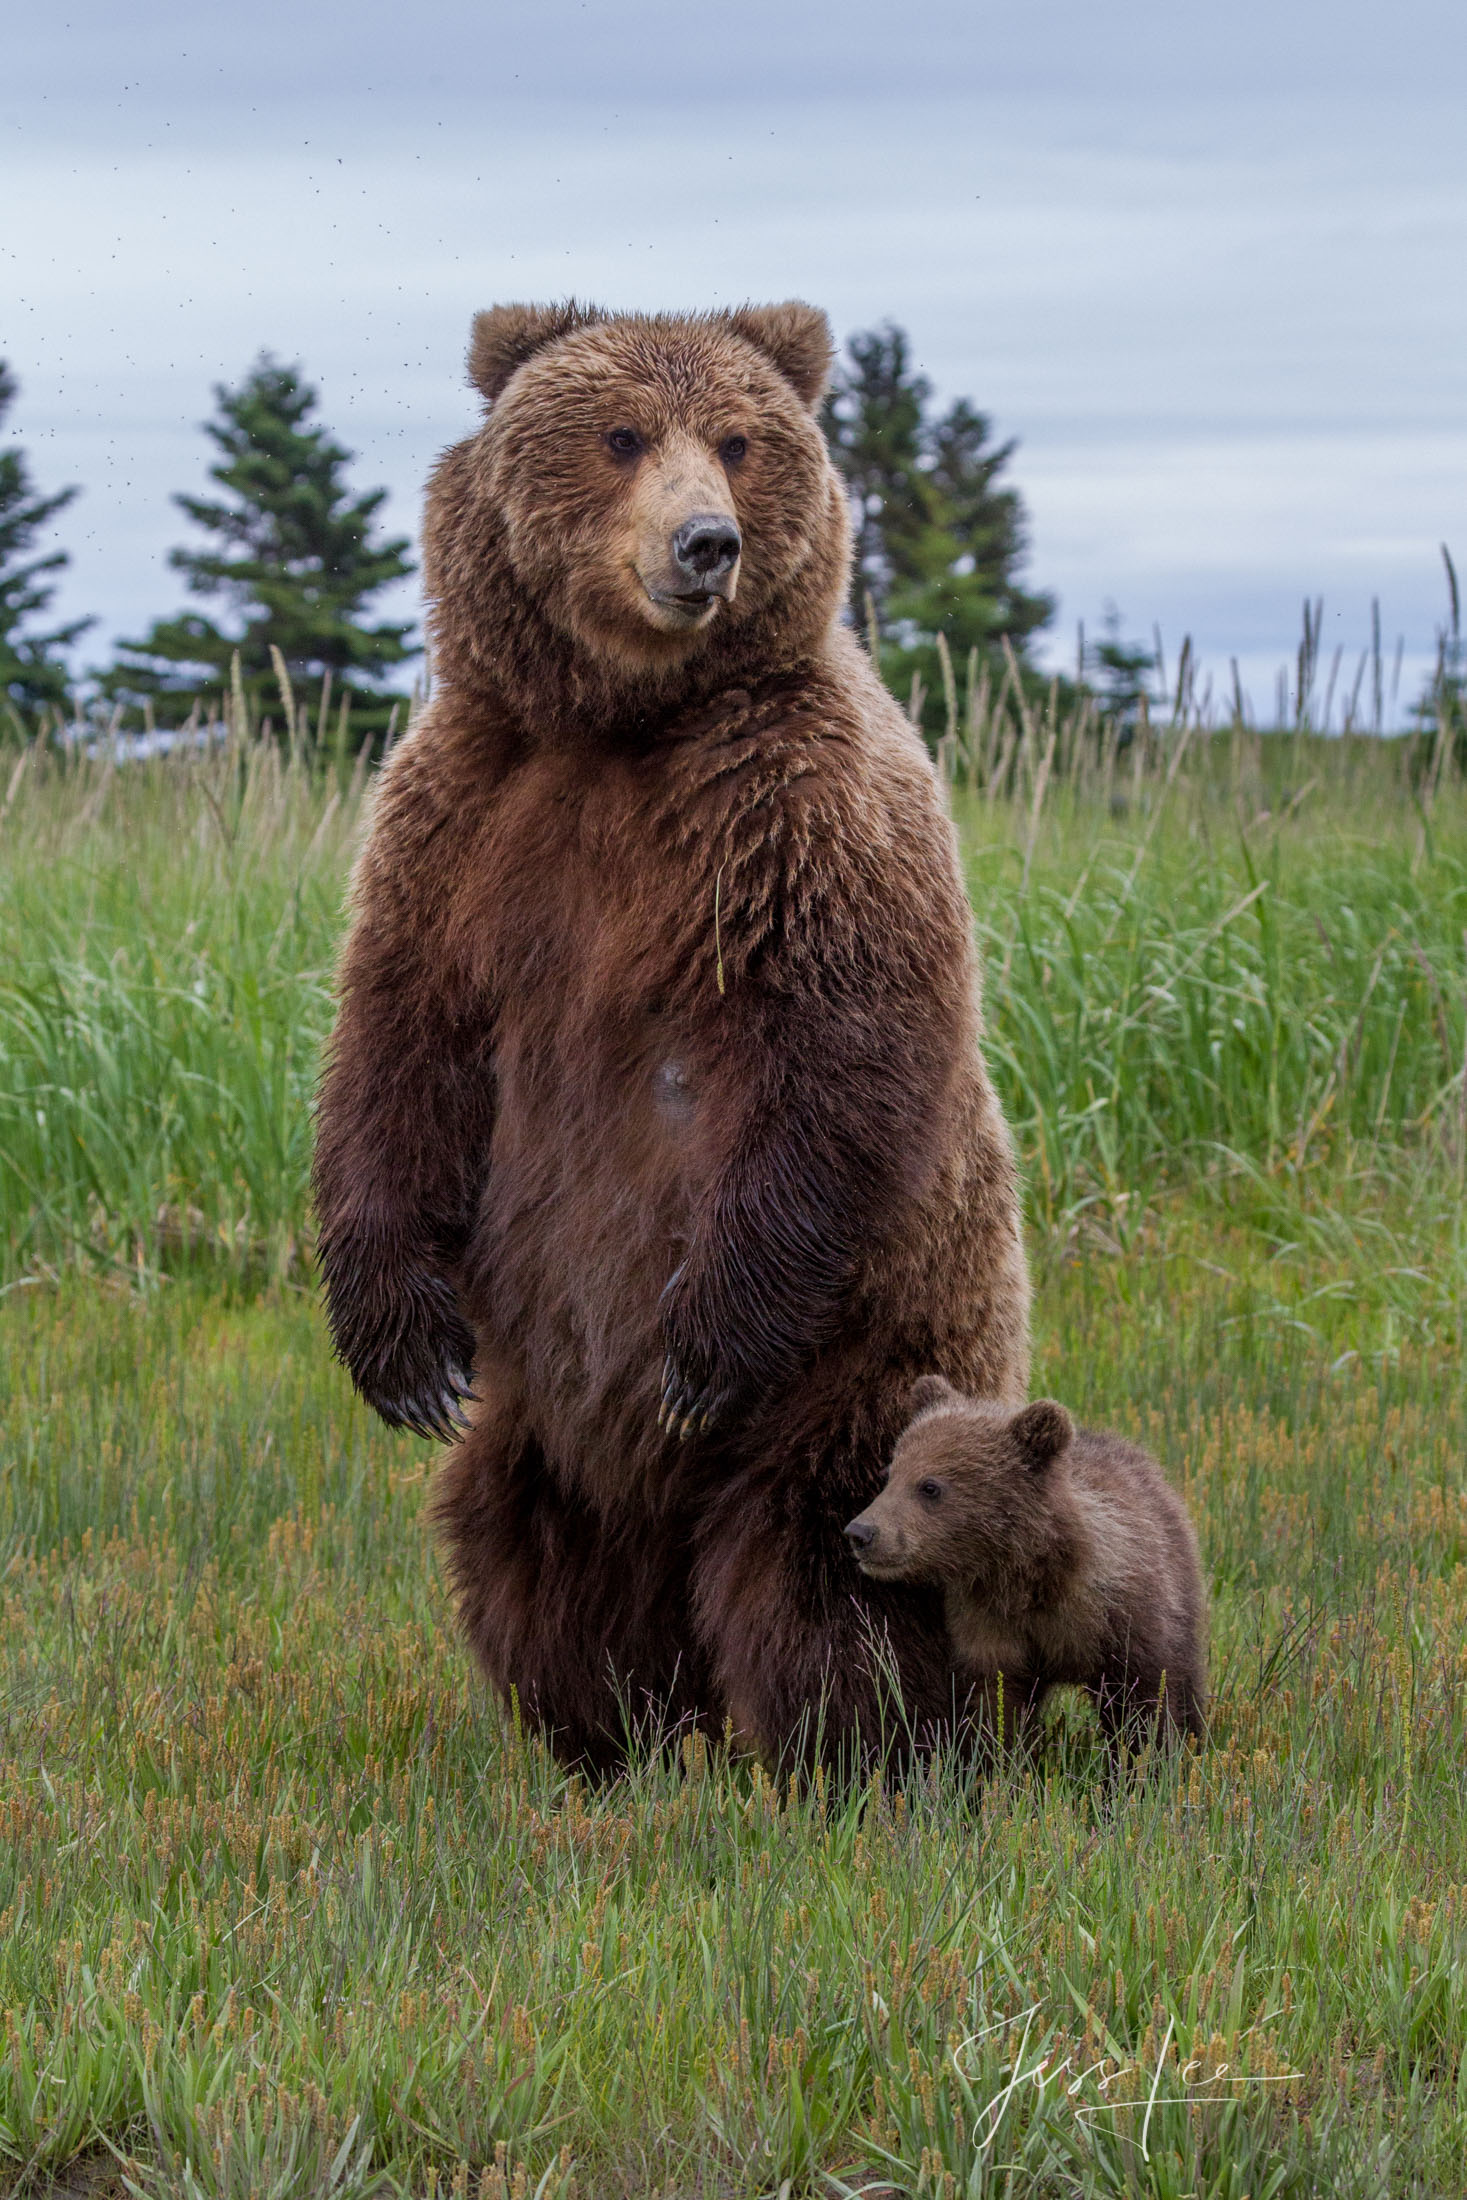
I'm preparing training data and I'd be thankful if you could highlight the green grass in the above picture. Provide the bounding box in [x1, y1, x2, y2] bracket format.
[3, 731, 1464, 1305]
[2, 730, 1466, 2195]
[0, 737, 358, 1284]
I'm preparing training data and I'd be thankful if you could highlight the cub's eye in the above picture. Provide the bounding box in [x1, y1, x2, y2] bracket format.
[918, 1478, 943, 1503]
[720, 434, 748, 464]
[606, 427, 643, 457]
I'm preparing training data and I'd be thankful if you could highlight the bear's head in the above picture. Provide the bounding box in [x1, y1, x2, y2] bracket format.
[424, 301, 851, 727]
[844, 1378, 1075, 1586]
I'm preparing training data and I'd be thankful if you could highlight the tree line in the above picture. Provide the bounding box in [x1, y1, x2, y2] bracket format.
[3, 337, 1459, 756]
[0, 329, 1094, 744]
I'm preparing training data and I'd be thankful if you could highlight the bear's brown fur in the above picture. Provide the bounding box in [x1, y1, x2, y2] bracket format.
[312, 301, 1031, 1772]
[845, 1377, 1207, 1753]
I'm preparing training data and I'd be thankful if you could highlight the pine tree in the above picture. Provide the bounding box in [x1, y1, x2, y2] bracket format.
[107, 355, 416, 727]
[0, 362, 92, 719]
[1084, 602, 1158, 735]
[820, 325, 950, 616]
[821, 325, 1053, 736]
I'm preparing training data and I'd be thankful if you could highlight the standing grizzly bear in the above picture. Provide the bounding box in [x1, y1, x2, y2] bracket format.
[844, 1378, 1207, 1754]
[312, 300, 1031, 1773]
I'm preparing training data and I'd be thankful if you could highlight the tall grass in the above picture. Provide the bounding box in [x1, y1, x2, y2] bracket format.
[2, 719, 1464, 1302]
[964, 776, 1467, 1232]
[0, 733, 360, 1280]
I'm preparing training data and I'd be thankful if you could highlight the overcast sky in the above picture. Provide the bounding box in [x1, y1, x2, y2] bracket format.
[4, 0, 1464, 721]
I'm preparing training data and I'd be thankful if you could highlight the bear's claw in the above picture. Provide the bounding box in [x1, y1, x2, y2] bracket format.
[324, 1255, 479, 1446]
[375, 1366, 476, 1445]
[658, 1355, 724, 1442]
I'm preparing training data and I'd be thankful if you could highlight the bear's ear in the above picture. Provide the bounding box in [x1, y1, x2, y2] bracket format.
[727, 301, 834, 409]
[467, 300, 606, 403]
[908, 1373, 959, 1419]
[1011, 1399, 1074, 1471]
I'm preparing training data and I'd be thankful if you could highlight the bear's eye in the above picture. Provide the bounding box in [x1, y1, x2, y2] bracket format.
[605, 427, 643, 458]
[918, 1478, 943, 1503]
[720, 434, 748, 464]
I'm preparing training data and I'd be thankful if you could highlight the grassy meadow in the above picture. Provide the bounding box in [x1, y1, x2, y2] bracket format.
[1, 718, 1466, 2197]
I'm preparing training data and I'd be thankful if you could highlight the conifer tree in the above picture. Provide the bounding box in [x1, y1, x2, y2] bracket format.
[1084, 602, 1159, 735]
[108, 355, 415, 725]
[821, 325, 1053, 734]
[820, 325, 951, 616]
[0, 362, 92, 718]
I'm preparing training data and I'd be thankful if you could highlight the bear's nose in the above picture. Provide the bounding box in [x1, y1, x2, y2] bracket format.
[844, 1518, 876, 1550]
[672, 513, 742, 581]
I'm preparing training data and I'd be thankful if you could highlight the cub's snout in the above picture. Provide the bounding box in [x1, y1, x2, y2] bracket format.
[843, 1496, 911, 1577]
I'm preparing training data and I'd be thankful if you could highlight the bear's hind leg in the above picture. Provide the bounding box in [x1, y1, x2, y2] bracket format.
[691, 1479, 958, 1777]
[434, 1416, 712, 1776]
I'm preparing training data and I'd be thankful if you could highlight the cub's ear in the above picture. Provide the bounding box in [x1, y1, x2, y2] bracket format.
[727, 301, 834, 409]
[1011, 1399, 1074, 1471]
[467, 300, 606, 403]
[908, 1372, 959, 1419]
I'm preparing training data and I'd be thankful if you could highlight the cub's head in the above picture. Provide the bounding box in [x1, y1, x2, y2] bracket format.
[844, 1378, 1075, 1584]
[427, 299, 849, 699]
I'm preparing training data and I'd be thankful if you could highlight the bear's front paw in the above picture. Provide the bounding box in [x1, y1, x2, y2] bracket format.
[657, 1261, 742, 1440]
[326, 1259, 478, 1443]
[372, 1347, 478, 1444]
[657, 1353, 733, 1442]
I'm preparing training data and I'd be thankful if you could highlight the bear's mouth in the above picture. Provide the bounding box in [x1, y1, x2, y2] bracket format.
[635, 572, 733, 629]
[850, 1550, 906, 1580]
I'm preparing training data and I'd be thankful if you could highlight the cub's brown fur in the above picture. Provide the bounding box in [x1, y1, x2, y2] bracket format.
[846, 1377, 1206, 1753]
[313, 301, 1031, 1774]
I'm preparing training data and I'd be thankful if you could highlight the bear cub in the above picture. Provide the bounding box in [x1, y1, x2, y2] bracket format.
[845, 1376, 1207, 1755]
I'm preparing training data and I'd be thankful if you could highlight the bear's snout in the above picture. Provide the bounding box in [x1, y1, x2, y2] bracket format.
[845, 1509, 905, 1576]
[671, 512, 742, 588]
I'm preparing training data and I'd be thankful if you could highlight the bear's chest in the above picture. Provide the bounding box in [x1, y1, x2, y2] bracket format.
[465, 777, 723, 1165]
[477, 740, 771, 1039]
[651, 1057, 697, 1125]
